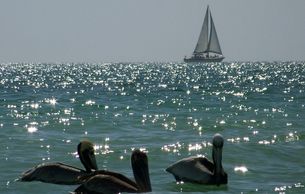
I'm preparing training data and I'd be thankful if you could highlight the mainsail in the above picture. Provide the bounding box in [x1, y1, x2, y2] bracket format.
[194, 7, 209, 54]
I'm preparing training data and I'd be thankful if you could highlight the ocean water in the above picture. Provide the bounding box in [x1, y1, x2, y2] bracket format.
[0, 62, 304, 194]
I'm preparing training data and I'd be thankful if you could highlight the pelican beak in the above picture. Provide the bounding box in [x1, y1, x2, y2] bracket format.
[78, 141, 98, 172]
[212, 146, 223, 186]
[88, 149, 98, 171]
[212, 146, 223, 173]
[132, 150, 152, 192]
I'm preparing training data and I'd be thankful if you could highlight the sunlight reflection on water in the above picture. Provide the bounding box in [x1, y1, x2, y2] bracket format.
[0, 62, 305, 193]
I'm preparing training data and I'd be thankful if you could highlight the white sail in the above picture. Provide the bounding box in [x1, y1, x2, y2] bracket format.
[194, 6, 209, 54]
[184, 5, 224, 62]
[206, 12, 222, 55]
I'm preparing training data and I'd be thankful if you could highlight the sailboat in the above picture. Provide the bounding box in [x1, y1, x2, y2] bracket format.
[184, 6, 224, 63]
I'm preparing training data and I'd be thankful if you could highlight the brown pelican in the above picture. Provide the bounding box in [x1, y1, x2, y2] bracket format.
[73, 149, 152, 194]
[19, 140, 98, 185]
[166, 133, 227, 185]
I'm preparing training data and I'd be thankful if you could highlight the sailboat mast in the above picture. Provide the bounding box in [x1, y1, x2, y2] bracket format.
[207, 6, 210, 57]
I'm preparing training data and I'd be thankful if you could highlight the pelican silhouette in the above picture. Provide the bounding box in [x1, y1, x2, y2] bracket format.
[166, 133, 227, 185]
[19, 140, 98, 185]
[73, 149, 152, 194]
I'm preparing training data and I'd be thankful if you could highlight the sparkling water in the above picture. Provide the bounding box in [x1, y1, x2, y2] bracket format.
[1, 62, 304, 193]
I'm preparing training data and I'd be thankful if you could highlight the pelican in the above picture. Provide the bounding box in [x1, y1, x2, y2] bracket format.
[73, 149, 152, 194]
[19, 140, 98, 185]
[166, 133, 227, 185]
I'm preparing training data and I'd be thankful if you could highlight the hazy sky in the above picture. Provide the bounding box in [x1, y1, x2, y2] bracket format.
[1, 0, 305, 63]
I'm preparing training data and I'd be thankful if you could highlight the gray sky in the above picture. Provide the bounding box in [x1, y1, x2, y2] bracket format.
[1, 0, 305, 63]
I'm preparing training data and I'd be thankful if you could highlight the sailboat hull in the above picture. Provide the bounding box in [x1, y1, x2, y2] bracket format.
[184, 56, 224, 63]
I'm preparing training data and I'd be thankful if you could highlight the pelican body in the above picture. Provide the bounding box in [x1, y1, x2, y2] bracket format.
[74, 149, 152, 194]
[166, 133, 227, 185]
[19, 140, 98, 185]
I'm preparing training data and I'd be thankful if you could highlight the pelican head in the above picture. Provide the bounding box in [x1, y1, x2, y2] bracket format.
[78, 141, 98, 172]
[131, 150, 152, 192]
[212, 133, 224, 148]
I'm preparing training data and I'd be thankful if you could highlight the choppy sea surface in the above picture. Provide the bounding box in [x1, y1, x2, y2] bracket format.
[0, 62, 305, 194]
